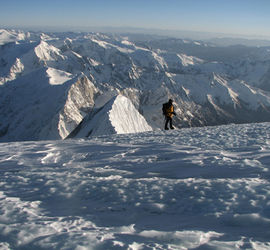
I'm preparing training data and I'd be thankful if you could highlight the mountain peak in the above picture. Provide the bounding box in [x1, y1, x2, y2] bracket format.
[34, 40, 64, 62]
[73, 95, 152, 138]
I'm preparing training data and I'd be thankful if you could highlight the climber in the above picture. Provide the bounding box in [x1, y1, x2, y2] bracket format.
[162, 99, 176, 130]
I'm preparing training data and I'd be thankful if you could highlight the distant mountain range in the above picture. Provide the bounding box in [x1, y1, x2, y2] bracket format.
[1, 29, 270, 142]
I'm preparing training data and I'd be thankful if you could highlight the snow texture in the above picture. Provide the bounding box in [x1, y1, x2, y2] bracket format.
[1, 122, 270, 249]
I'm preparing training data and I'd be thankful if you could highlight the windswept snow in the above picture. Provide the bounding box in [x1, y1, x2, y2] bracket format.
[0, 122, 270, 249]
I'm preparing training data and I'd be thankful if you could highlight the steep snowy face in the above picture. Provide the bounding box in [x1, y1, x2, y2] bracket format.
[58, 76, 97, 139]
[0, 71, 96, 141]
[109, 95, 152, 134]
[74, 95, 152, 138]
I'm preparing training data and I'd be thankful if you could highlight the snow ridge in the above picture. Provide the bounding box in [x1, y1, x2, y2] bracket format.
[74, 95, 152, 137]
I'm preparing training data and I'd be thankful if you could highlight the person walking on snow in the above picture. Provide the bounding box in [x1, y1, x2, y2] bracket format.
[162, 99, 176, 130]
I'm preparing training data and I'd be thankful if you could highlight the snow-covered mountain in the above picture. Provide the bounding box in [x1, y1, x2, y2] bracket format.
[1, 29, 270, 141]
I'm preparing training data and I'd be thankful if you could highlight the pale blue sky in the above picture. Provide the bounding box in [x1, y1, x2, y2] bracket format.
[1, 0, 270, 38]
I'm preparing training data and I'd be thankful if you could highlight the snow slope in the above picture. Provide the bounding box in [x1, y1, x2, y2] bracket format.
[0, 122, 270, 249]
[74, 95, 152, 137]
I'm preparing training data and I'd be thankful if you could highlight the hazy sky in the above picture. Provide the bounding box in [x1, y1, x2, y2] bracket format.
[1, 0, 270, 38]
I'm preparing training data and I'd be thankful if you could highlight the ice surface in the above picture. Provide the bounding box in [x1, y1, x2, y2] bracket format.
[0, 122, 270, 249]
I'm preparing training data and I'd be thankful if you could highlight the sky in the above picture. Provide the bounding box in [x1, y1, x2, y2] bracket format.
[1, 0, 270, 39]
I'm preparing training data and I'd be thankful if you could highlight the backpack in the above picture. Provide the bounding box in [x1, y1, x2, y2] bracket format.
[162, 103, 168, 116]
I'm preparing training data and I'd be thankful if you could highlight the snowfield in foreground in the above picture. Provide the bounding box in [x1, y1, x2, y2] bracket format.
[0, 122, 270, 249]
